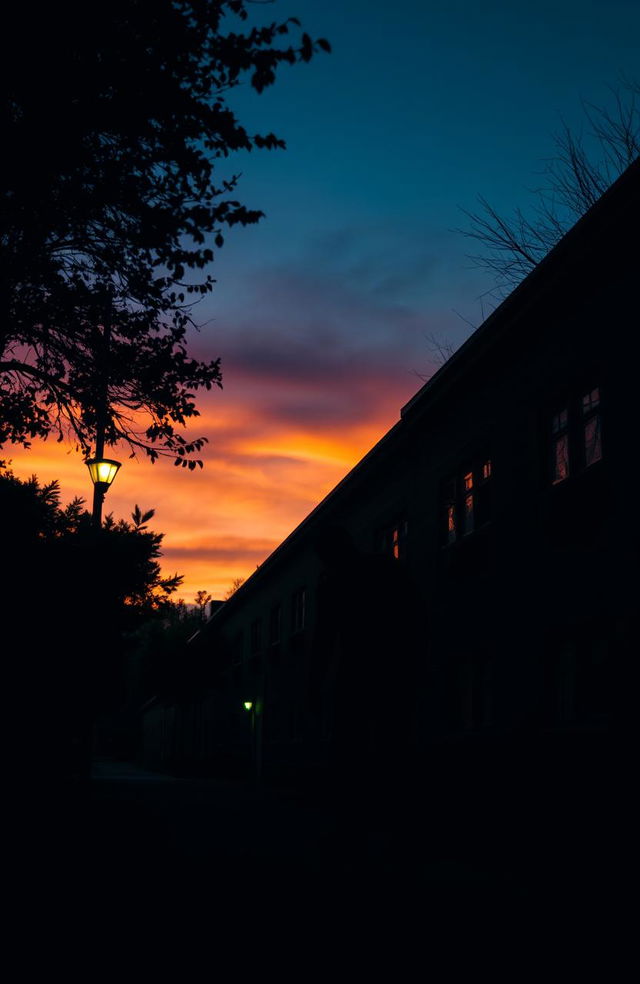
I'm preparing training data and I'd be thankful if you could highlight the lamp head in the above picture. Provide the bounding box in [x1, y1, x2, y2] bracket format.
[86, 457, 121, 488]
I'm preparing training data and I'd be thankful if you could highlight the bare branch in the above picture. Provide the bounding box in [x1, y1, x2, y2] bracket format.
[458, 80, 640, 296]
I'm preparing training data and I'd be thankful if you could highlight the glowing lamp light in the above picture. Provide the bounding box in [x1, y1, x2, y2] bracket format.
[243, 701, 253, 712]
[86, 457, 121, 488]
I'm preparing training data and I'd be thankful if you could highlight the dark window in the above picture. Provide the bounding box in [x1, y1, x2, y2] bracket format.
[269, 603, 282, 646]
[291, 587, 306, 633]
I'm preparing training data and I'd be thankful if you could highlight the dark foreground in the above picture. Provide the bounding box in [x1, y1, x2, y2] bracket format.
[18, 758, 620, 961]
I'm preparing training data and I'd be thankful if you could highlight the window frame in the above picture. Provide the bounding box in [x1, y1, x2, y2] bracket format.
[548, 384, 603, 487]
[377, 516, 409, 561]
[291, 586, 306, 634]
[441, 457, 493, 547]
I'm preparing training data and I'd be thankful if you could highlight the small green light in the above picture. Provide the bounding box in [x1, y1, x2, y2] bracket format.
[243, 701, 253, 712]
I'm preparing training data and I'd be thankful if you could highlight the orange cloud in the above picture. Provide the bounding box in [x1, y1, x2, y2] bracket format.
[4, 355, 419, 603]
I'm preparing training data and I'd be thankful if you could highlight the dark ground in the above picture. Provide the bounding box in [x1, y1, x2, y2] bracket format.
[15, 757, 621, 966]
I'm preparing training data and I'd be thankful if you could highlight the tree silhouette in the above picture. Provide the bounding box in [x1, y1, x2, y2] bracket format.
[195, 590, 213, 618]
[224, 576, 246, 599]
[460, 80, 639, 295]
[1, 467, 187, 772]
[1, 1, 329, 464]
[0, 469, 182, 621]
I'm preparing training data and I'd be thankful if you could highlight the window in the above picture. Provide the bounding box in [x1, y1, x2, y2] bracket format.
[552, 409, 570, 484]
[442, 459, 492, 544]
[582, 387, 602, 468]
[378, 518, 408, 560]
[550, 386, 602, 485]
[444, 479, 457, 545]
[462, 471, 474, 535]
[269, 603, 282, 646]
[291, 587, 306, 633]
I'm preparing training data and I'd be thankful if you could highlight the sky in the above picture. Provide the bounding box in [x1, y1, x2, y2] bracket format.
[6, 0, 639, 602]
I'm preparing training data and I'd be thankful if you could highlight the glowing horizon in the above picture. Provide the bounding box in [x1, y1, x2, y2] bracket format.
[4, 370, 418, 603]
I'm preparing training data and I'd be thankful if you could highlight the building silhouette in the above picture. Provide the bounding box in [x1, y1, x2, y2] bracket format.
[141, 160, 638, 843]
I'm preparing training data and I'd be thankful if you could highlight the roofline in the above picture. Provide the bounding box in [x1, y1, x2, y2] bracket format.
[401, 156, 639, 420]
[204, 157, 639, 628]
[205, 415, 404, 623]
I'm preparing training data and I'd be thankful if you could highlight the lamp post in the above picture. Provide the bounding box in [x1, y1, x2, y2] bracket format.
[243, 697, 263, 785]
[86, 302, 121, 528]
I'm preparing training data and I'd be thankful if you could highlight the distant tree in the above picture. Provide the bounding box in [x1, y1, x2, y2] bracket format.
[1, 1, 329, 465]
[195, 590, 213, 619]
[460, 79, 640, 295]
[224, 576, 245, 599]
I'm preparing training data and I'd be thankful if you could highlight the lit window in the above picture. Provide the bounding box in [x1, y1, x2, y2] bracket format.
[379, 518, 408, 559]
[582, 388, 602, 467]
[447, 503, 457, 544]
[463, 472, 474, 535]
[552, 408, 570, 484]
[549, 387, 603, 485]
[443, 478, 457, 544]
[443, 461, 492, 544]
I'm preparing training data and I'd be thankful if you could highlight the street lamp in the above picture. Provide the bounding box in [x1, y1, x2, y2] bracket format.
[86, 456, 121, 527]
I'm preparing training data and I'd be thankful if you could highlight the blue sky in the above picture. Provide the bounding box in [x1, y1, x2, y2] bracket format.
[205, 0, 639, 379]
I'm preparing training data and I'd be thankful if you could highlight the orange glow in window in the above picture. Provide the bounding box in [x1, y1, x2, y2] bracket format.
[447, 504, 456, 543]
[553, 433, 569, 483]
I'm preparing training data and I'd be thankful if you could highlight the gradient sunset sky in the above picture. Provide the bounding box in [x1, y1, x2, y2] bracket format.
[7, 0, 639, 601]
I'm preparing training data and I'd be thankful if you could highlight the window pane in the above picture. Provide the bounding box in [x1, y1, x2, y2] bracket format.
[463, 493, 474, 534]
[447, 504, 456, 544]
[552, 409, 568, 434]
[463, 471, 473, 491]
[553, 433, 569, 483]
[482, 459, 492, 480]
[584, 414, 602, 466]
[582, 387, 600, 414]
